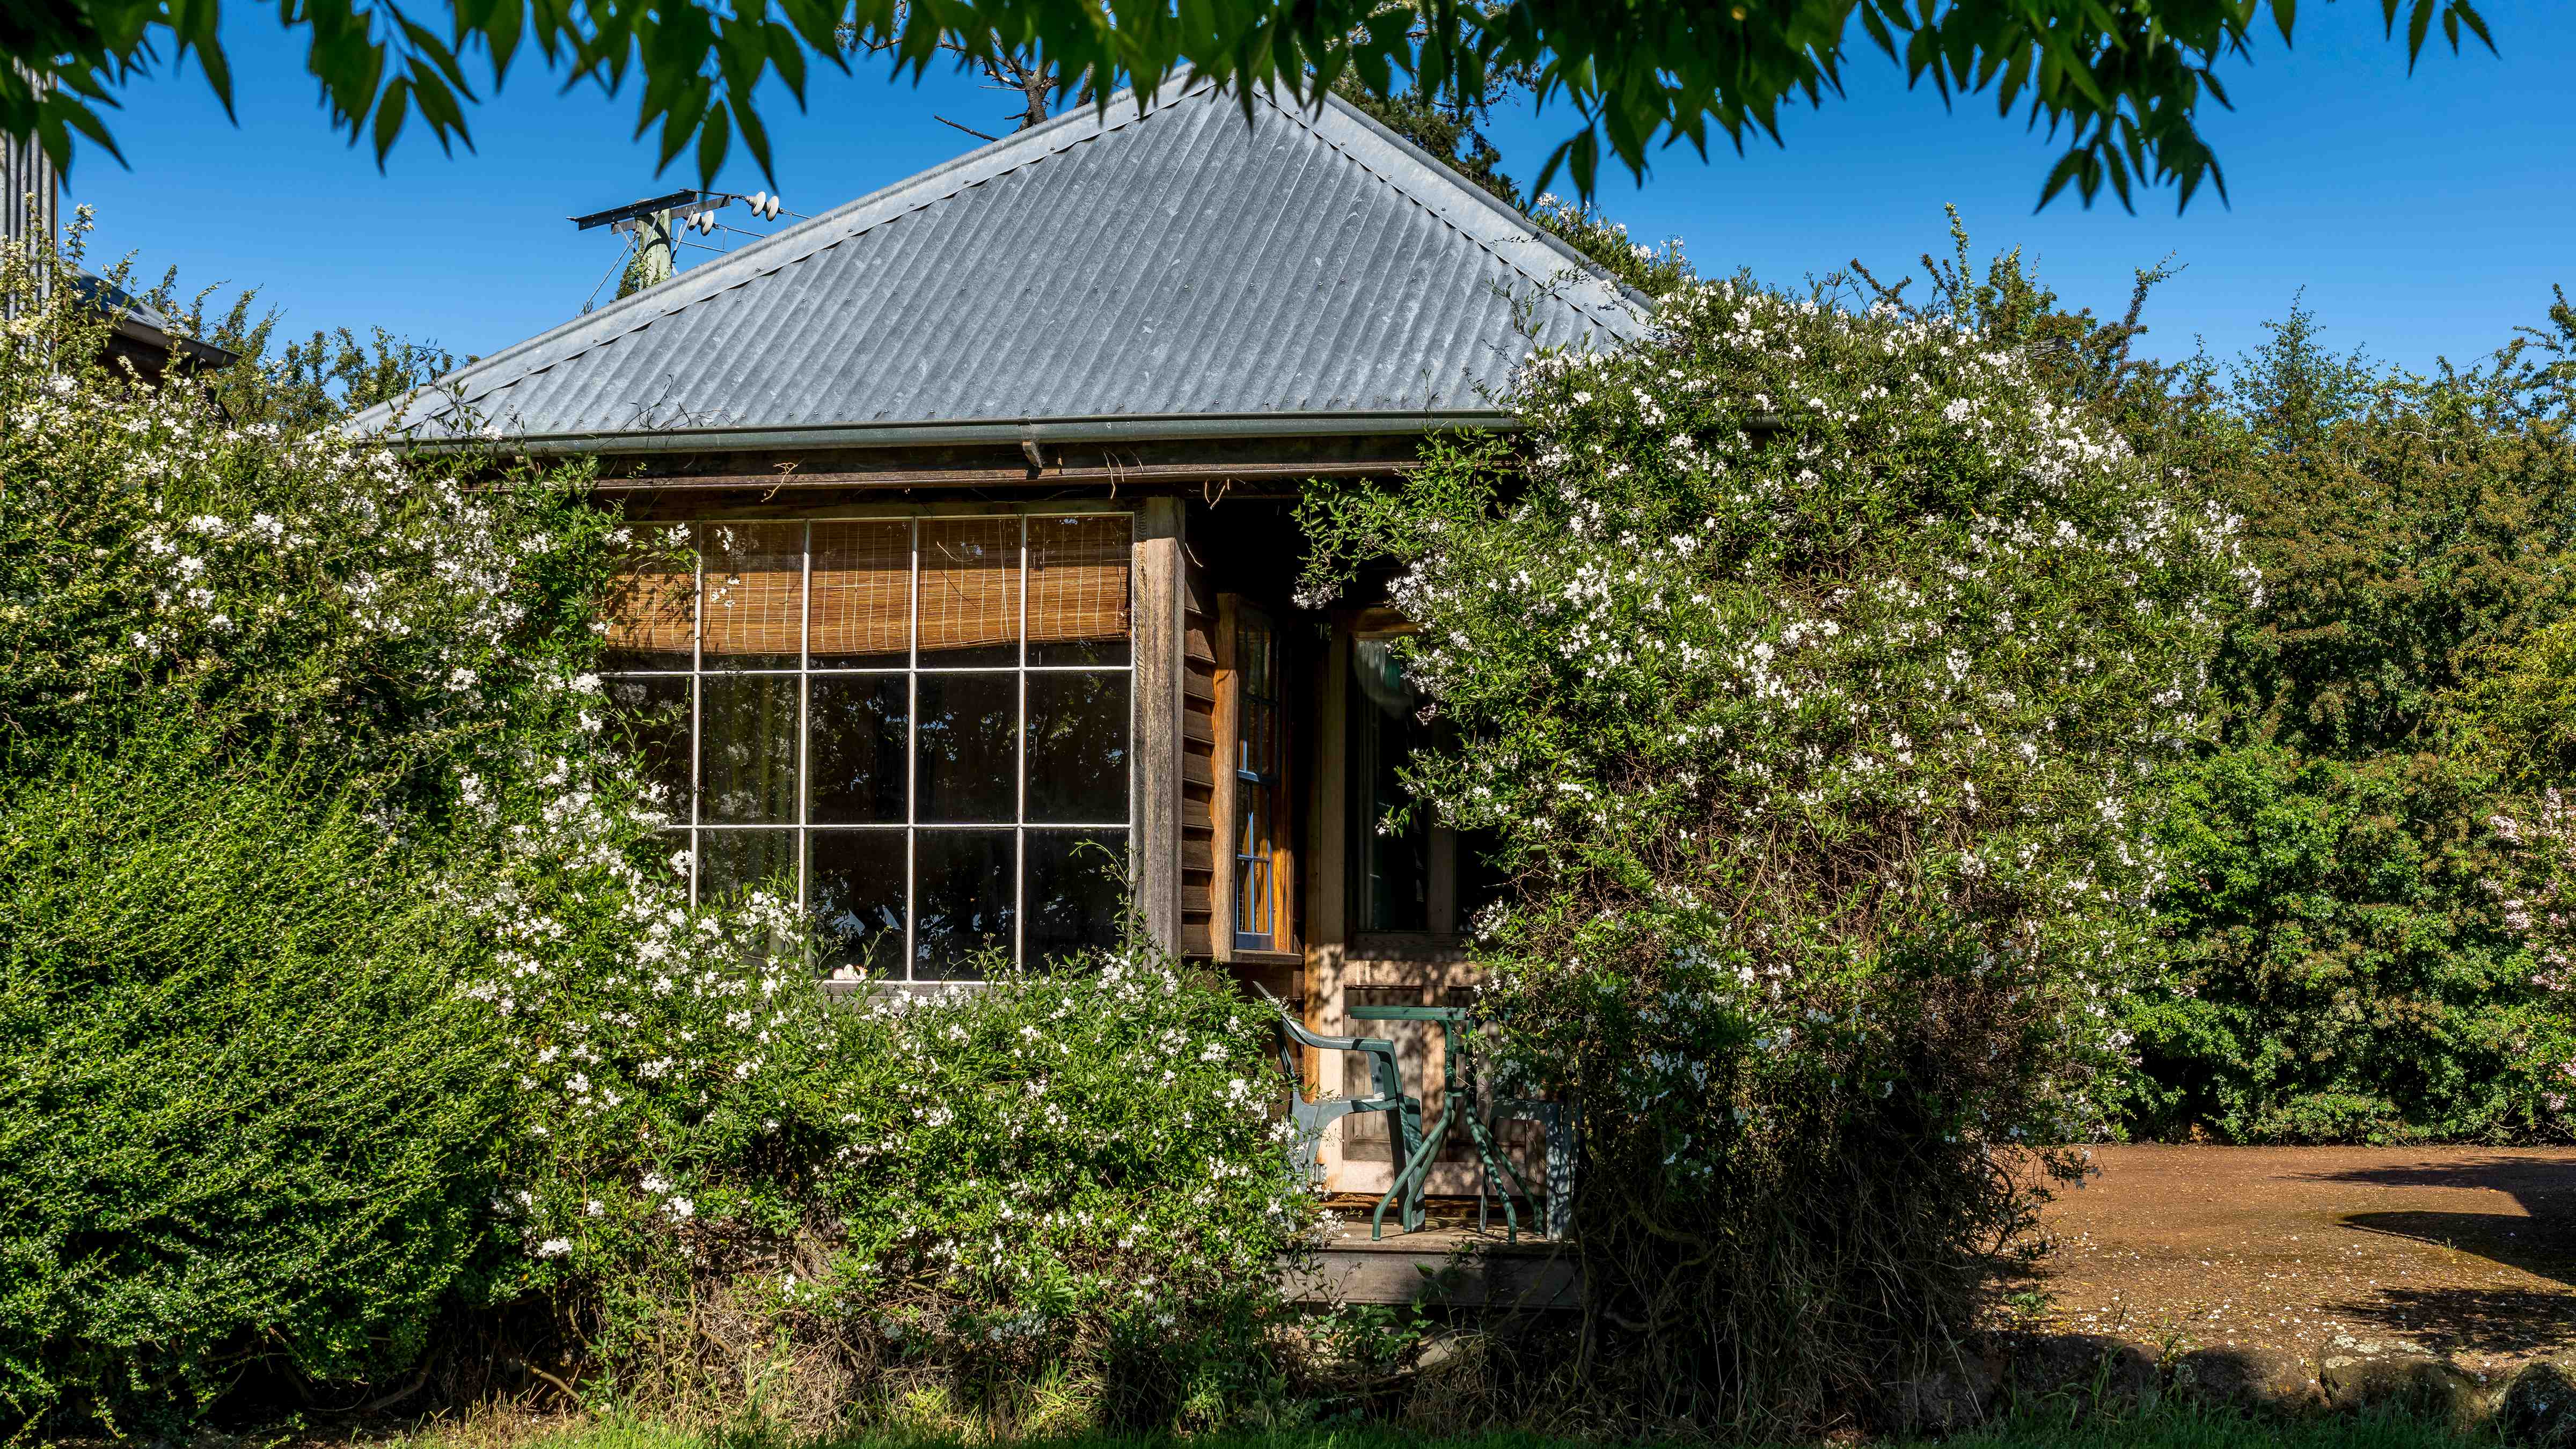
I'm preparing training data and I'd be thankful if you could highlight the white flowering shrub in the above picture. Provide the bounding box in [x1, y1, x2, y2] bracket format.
[2483, 794, 2576, 1115]
[0, 233, 1302, 1436]
[1299, 278, 2253, 1432]
[1525, 193, 1693, 298]
[503, 947, 1305, 1433]
[0, 228, 654, 1432]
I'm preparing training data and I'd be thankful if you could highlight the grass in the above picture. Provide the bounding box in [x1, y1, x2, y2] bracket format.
[364, 1403, 2495, 1449]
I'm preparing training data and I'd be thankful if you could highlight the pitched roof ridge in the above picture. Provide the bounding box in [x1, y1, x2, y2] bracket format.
[349, 75, 1648, 441]
[1284, 89, 1651, 323]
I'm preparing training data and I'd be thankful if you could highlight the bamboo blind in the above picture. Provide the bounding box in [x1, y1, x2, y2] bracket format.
[917, 518, 1020, 660]
[1028, 515, 1130, 649]
[811, 521, 911, 661]
[700, 522, 803, 662]
[602, 549, 696, 659]
[599, 516, 1133, 664]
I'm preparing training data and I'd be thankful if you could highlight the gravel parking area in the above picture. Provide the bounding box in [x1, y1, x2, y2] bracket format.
[2028, 1145, 2576, 1373]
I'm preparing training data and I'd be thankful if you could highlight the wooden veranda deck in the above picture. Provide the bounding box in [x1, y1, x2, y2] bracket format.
[1285, 1196, 1582, 1308]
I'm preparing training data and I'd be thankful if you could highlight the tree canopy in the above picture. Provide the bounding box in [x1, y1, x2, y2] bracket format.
[5, 0, 2492, 210]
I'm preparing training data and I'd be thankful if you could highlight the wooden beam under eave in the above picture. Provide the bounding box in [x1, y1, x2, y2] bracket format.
[573, 429, 1445, 494]
[589, 460, 1411, 494]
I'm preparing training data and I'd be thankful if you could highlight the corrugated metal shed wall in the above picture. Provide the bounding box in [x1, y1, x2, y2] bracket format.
[369, 83, 1644, 444]
[3, 134, 57, 257]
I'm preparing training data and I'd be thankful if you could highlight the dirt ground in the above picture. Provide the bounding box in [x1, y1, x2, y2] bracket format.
[2027, 1145, 2576, 1373]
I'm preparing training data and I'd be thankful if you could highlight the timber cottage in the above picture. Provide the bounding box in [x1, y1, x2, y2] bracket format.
[358, 78, 1644, 1196]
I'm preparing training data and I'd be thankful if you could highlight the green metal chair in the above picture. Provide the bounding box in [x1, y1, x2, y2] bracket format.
[1255, 986, 1427, 1232]
[1346, 1002, 1548, 1241]
[1490, 1096, 1577, 1240]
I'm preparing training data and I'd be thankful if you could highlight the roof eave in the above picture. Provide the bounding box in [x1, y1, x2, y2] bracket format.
[378, 408, 1525, 457]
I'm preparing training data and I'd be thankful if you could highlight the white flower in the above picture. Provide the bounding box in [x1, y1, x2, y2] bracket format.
[535, 1237, 573, 1258]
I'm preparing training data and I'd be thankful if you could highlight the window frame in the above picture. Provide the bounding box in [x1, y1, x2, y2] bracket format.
[1228, 599, 1288, 955]
[600, 507, 1137, 978]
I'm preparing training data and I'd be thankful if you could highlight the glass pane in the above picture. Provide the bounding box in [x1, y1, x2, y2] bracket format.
[1026, 671, 1128, 824]
[1353, 638, 1430, 931]
[1235, 782, 1273, 945]
[811, 520, 910, 669]
[1235, 857, 1270, 942]
[699, 521, 803, 670]
[808, 675, 909, 824]
[701, 674, 800, 824]
[918, 518, 1020, 668]
[699, 828, 797, 903]
[1026, 829, 1127, 961]
[1240, 696, 1279, 779]
[1028, 515, 1130, 666]
[808, 829, 906, 978]
[599, 540, 696, 670]
[915, 672, 1018, 823]
[915, 829, 1014, 978]
[605, 675, 693, 821]
[1237, 612, 1275, 697]
[1237, 612, 1279, 777]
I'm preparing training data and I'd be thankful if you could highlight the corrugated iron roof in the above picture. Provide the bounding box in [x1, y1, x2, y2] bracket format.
[355, 78, 1646, 450]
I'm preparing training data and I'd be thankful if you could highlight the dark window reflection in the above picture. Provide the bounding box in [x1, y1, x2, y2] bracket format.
[1025, 829, 1126, 961]
[1026, 671, 1128, 823]
[915, 830, 1014, 978]
[701, 675, 800, 824]
[1352, 638, 1430, 931]
[808, 829, 906, 976]
[808, 675, 908, 824]
[606, 675, 692, 821]
[700, 828, 797, 902]
[1459, 826, 1512, 937]
[915, 673, 1018, 823]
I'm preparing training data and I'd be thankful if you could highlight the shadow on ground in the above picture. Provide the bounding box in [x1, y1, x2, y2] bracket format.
[2322, 1284, 2576, 1358]
[2336, 1209, 2575, 1287]
[2298, 1155, 2576, 1217]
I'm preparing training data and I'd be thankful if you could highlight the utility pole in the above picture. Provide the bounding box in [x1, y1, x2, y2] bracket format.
[617, 209, 677, 297]
[570, 188, 789, 310]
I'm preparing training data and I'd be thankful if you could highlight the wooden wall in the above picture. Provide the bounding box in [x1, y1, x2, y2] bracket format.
[1179, 552, 1221, 958]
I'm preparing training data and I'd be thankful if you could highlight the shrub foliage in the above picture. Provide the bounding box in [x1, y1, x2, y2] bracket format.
[1300, 277, 2252, 1431]
[2123, 298, 2576, 1141]
[0, 228, 1301, 1436]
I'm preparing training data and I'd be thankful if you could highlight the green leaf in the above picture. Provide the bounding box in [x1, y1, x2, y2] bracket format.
[2035, 144, 2090, 211]
[696, 99, 730, 187]
[371, 77, 411, 165]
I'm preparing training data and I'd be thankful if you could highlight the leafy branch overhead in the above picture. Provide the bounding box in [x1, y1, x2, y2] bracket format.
[1, 0, 2493, 209]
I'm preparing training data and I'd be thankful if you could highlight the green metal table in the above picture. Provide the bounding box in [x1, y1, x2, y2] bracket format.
[1345, 1002, 1538, 1241]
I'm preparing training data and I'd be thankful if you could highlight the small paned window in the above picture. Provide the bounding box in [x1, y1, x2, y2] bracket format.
[1233, 606, 1286, 952]
[601, 514, 1133, 980]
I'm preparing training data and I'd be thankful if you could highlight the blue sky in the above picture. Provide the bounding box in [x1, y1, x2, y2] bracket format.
[64, 0, 2574, 378]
